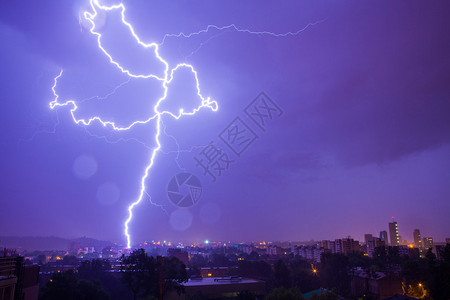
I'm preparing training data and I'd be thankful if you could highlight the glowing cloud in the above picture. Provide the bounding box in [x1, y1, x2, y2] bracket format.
[50, 0, 217, 248]
[50, 0, 322, 248]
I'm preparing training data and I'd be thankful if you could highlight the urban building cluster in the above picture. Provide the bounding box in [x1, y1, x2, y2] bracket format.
[1, 220, 449, 299]
[0, 249, 39, 300]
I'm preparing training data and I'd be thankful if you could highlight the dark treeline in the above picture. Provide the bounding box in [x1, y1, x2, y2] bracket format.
[38, 245, 450, 300]
[317, 245, 450, 299]
[39, 249, 188, 300]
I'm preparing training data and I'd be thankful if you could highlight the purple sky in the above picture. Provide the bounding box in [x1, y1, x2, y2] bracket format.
[1, 0, 449, 246]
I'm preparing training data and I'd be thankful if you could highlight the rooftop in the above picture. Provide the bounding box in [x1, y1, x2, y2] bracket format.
[184, 277, 262, 287]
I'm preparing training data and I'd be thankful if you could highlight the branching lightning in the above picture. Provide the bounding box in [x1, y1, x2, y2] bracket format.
[49, 0, 322, 248]
[50, 0, 217, 249]
[159, 20, 325, 46]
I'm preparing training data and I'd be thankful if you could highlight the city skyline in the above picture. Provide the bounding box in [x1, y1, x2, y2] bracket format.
[1, 218, 448, 248]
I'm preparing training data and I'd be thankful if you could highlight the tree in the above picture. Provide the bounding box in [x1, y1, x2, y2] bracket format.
[120, 249, 188, 300]
[401, 257, 430, 287]
[121, 249, 158, 300]
[185, 291, 208, 300]
[238, 260, 273, 281]
[319, 253, 350, 296]
[387, 246, 401, 265]
[35, 254, 47, 265]
[78, 259, 131, 300]
[247, 251, 260, 261]
[406, 283, 430, 299]
[63, 255, 79, 265]
[78, 259, 110, 279]
[209, 253, 230, 267]
[273, 259, 291, 289]
[39, 270, 109, 300]
[159, 256, 189, 298]
[289, 258, 320, 292]
[425, 248, 436, 265]
[427, 245, 450, 300]
[237, 290, 257, 300]
[188, 254, 207, 268]
[310, 289, 339, 300]
[265, 286, 304, 300]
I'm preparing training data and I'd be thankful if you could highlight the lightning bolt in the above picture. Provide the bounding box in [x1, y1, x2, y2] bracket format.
[159, 20, 326, 46]
[50, 0, 217, 249]
[50, 0, 322, 248]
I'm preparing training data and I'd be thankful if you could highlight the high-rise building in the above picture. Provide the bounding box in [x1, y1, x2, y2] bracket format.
[329, 241, 336, 253]
[413, 229, 422, 248]
[364, 234, 373, 245]
[342, 238, 360, 254]
[335, 239, 343, 254]
[423, 237, 433, 249]
[367, 237, 384, 257]
[0, 251, 39, 300]
[380, 230, 388, 243]
[321, 240, 330, 250]
[389, 222, 400, 246]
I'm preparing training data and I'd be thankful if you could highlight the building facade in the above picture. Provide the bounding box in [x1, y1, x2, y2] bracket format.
[413, 229, 422, 248]
[388, 222, 400, 246]
[380, 231, 388, 244]
[423, 237, 433, 250]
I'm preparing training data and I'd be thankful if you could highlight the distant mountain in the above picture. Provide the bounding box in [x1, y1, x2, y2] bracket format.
[70, 236, 118, 250]
[0, 236, 117, 252]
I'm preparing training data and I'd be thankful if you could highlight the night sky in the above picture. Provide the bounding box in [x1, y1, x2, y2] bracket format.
[1, 0, 449, 246]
